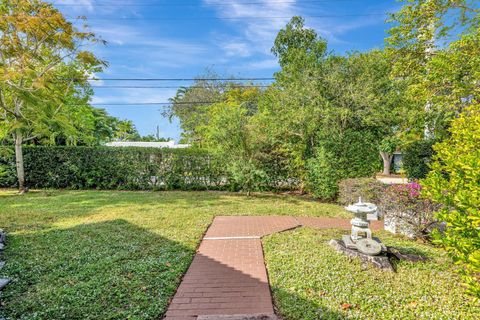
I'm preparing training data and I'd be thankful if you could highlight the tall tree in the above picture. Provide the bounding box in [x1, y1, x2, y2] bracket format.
[167, 70, 231, 143]
[261, 16, 328, 182]
[113, 120, 141, 142]
[0, 0, 106, 192]
[386, 0, 479, 138]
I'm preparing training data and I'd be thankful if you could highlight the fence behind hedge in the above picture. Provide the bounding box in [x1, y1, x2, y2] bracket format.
[0, 146, 298, 191]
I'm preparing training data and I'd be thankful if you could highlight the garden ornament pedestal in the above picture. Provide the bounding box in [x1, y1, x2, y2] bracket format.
[343, 197, 385, 256]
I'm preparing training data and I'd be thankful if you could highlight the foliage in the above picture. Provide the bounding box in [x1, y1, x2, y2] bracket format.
[113, 119, 141, 141]
[423, 104, 480, 296]
[0, 147, 227, 190]
[227, 158, 268, 195]
[263, 228, 480, 320]
[337, 178, 385, 206]
[386, 0, 479, 138]
[306, 130, 381, 199]
[379, 182, 439, 238]
[166, 70, 258, 144]
[0, 189, 348, 319]
[305, 147, 338, 200]
[0, 146, 298, 192]
[167, 18, 407, 196]
[0, 0, 107, 190]
[403, 139, 436, 179]
[379, 136, 399, 154]
[196, 88, 280, 194]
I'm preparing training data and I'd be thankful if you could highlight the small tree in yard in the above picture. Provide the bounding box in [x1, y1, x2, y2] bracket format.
[379, 136, 399, 176]
[0, 0, 106, 193]
[423, 104, 480, 297]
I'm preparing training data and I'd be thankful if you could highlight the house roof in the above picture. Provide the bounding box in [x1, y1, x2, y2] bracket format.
[105, 141, 190, 148]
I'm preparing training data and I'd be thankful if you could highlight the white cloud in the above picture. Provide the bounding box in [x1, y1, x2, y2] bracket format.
[89, 24, 212, 68]
[56, 0, 95, 12]
[204, 0, 299, 54]
[203, 0, 389, 52]
[91, 89, 177, 105]
[222, 41, 252, 57]
[245, 58, 278, 70]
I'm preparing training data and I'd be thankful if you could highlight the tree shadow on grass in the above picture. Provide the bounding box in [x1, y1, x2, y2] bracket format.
[270, 286, 348, 320]
[0, 217, 347, 320]
[0, 219, 194, 320]
[163, 238, 347, 320]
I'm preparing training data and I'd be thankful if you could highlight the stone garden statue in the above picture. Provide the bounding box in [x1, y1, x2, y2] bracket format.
[343, 197, 385, 256]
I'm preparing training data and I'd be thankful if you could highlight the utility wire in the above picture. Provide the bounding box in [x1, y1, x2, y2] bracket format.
[84, 77, 275, 81]
[88, 101, 223, 106]
[67, 13, 387, 21]
[52, 0, 358, 7]
[91, 85, 271, 88]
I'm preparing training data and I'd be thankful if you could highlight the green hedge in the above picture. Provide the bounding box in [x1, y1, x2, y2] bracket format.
[306, 129, 381, 199]
[403, 139, 436, 180]
[0, 146, 229, 190]
[0, 146, 300, 191]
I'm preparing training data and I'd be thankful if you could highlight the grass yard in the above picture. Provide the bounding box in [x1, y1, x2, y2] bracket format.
[0, 190, 477, 319]
[0, 189, 345, 319]
[263, 228, 479, 320]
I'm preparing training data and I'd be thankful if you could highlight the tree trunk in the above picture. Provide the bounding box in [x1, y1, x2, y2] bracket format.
[14, 131, 27, 193]
[380, 151, 393, 176]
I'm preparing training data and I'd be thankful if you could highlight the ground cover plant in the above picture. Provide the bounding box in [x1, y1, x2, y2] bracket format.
[0, 189, 346, 319]
[263, 228, 480, 320]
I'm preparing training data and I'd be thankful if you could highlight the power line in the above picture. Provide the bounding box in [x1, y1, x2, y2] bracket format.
[67, 13, 387, 21]
[91, 85, 271, 88]
[89, 101, 222, 106]
[52, 0, 358, 7]
[84, 77, 275, 81]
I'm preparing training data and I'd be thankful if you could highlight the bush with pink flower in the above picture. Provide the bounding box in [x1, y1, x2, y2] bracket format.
[379, 182, 440, 238]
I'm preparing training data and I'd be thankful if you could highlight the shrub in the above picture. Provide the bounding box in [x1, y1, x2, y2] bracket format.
[227, 158, 268, 195]
[423, 104, 480, 297]
[0, 146, 299, 192]
[323, 129, 381, 179]
[306, 146, 338, 200]
[403, 139, 436, 180]
[306, 129, 381, 199]
[0, 146, 228, 190]
[337, 178, 385, 206]
[379, 182, 439, 239]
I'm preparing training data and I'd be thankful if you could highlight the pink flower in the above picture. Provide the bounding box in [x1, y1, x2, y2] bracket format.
[406, 182, 422, 197]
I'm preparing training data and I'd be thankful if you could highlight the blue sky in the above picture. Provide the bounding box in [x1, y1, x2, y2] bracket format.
[55, 0, 401, 141]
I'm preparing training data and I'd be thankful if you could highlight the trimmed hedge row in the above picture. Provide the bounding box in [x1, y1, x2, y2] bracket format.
[0, 146, 300, 191]
[0, 146, 229, 190]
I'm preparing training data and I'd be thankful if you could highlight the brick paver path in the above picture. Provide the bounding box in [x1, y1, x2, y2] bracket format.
[297, 216, 384, 231]
[204, 216, 300, 239]
[164, 216, 384, 319]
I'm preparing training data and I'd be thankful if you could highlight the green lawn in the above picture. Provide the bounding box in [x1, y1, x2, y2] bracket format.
[0, 190, 476, 319]
[263, 228, 479, 320]
[0, 189, 345, 319]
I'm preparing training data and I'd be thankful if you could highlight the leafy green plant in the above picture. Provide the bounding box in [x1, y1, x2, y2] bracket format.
[228, 158, 268, 195]
[379, 136, 400, 175]
[0, 146, 299, 192]
[403, 139, 436, 180]
[423, 104, 480, 297]
[306, 146, 338, 200]
[0, 146, 229, 191]
[379, 182, 439, 239]
[337, 178, 385, 206]
[306, 130, 381, 200]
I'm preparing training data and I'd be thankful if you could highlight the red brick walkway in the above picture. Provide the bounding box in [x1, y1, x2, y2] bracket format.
[164, 216, 384, 319]
[297, 216, 384, 231]
[204, 216, 300, 239]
